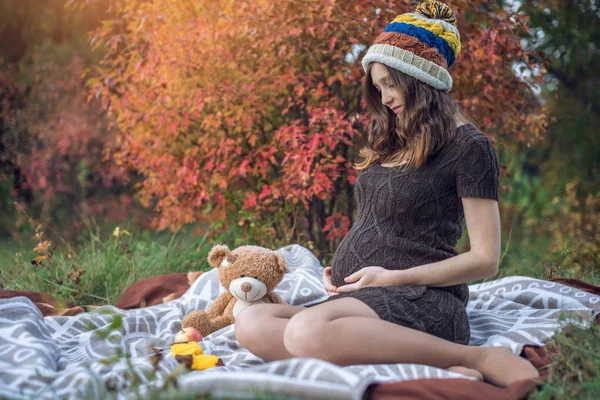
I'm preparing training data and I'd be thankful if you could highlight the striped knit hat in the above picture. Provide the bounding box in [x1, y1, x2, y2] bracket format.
[361, 0, 460, 92]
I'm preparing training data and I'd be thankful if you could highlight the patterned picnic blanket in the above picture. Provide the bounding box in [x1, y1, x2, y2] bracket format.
[1, 244, 599, 399]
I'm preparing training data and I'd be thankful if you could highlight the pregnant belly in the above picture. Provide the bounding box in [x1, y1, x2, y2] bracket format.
[329, 232, 453, 287]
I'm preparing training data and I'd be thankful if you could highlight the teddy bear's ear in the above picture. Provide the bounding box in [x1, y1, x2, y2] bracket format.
[208, 244, 230, 268]
[274, 253, 289, 275]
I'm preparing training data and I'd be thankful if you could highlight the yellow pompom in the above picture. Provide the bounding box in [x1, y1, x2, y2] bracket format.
[415, 0, 457, 26]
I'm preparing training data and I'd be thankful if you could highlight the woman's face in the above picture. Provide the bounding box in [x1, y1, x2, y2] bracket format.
[370, 62, 405, 115]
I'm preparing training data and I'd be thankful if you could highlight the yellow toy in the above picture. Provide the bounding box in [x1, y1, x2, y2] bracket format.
[170, 327, 224, 370]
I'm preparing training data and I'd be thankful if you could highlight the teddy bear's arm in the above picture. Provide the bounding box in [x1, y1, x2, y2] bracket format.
[265, 292, 286, 305]
[182, 310, 212, 337]
[206, 292, 234, 318]
[209, 314, 235, 332]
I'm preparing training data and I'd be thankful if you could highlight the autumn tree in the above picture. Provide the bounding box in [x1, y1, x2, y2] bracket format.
[80, 0, 547, 257]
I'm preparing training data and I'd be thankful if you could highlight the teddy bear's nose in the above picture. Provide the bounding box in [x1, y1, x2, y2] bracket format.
[241, 282, 252, 292]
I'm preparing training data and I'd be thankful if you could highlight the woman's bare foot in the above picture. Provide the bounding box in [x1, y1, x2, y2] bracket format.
[472, 346, 540, 387]
[447, 366, 483, 381]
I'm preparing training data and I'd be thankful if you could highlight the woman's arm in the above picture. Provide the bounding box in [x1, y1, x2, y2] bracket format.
[387, 197, 501, 287]
[337, 197, 501, 292]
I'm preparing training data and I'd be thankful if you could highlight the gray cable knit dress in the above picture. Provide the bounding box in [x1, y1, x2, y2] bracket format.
[312, 123, 500, 345]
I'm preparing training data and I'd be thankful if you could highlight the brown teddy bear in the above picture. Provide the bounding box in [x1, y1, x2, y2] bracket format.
[182, 244, 289, 337]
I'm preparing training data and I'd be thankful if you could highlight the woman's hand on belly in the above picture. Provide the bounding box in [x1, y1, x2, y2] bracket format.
[336, 266, 391, 293]
[323, 267, 340, 297]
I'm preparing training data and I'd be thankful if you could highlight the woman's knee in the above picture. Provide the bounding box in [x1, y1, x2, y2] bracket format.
[283, 312, 330, 358]
[283, 298, 379, 359]
[234, 304, 271, 346]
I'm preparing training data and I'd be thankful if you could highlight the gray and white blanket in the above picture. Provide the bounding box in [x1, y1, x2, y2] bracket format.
[1, 244, 599, 399]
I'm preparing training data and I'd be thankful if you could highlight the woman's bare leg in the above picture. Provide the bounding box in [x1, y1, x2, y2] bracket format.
[235, 300, 380, 361]
[282, 297, 538, 387]
[234, 303, 305, 361]
[235, 298, 539, 387]
[235, 302, 480, 380]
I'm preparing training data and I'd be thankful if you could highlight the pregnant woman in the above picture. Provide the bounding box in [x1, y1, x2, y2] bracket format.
[234, 0, 539, 387]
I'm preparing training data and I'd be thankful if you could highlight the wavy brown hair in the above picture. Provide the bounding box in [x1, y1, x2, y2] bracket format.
[355, 62, 474, 171]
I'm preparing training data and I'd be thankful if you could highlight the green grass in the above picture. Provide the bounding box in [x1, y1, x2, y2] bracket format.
[0, 221, 217, 305]
[495, 228, 600, 286]
[1, 222, 599, 399]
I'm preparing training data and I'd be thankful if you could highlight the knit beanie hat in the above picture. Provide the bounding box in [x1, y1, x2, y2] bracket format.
[361, 0, 461, 92]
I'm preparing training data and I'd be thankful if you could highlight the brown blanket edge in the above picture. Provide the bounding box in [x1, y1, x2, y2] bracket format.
[0, 271, 202, 316]
[366, 378, 538, 400]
